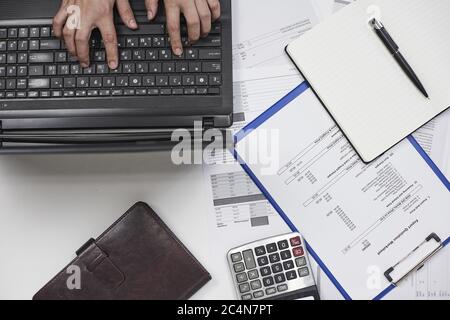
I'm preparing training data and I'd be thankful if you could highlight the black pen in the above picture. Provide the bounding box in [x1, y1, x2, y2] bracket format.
[370, 18, 429, 98]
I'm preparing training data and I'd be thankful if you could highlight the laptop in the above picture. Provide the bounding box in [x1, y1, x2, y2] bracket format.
[0, 0, 233, 153]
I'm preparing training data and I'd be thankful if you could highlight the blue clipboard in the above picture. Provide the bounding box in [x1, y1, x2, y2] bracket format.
[233, 81, 450, 300]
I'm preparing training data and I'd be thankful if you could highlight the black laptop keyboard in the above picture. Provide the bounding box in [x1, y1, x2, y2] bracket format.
[0, 23, 223, 99]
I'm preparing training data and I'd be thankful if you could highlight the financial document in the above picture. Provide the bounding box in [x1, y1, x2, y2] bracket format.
[235, 86, 450, 299]
[232, 0, 320, 71]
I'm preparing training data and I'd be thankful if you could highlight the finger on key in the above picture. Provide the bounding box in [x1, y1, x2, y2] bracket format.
[53, 0, 72, 38]
[182, 2, 201, 43]
[166, 6, 182, 56]
[195, 0, 212, 37]
[207, 0, 221, 21]
[116, 0, 138, 29]
[75, 25, 93, 67]
[145, 0, 159, 20]
[98, 17, 119, 69]
[63, 24, 77, 58]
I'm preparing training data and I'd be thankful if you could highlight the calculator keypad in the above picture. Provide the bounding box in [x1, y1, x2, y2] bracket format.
[228, 233, 316, 300]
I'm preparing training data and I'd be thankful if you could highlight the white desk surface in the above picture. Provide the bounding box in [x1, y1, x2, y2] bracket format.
[0, 152, 228, 300]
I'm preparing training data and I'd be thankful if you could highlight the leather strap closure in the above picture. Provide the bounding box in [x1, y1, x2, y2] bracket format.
[76, 238, 125, 289]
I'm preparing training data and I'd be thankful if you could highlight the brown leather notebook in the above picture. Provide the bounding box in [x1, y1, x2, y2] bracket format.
[33, 202, 211, 300]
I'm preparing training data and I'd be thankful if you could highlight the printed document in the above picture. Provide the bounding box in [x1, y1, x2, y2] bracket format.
[235, 86, 450, 299]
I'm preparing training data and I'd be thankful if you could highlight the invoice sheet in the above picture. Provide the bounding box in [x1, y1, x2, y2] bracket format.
[232, 0, 320, 71]
[235, 86, 450, 300]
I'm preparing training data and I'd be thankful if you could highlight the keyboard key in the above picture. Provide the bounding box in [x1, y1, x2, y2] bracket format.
[231, 252, 242, 263]
[29, 65, 44, 76]
[159, 49, 171, 60]
[90, 77, 102, 87]
[55, 52, 67, 63]
[186, 48, 198, 59]
[28, 78, 50, 89]
[266, 243, 277, 253]
[52, 91, 63, 97]
[253, 291, 264, 299]
[136, 89, 147, 95]
[298, 267, 309, 278]
[77, 77, 89, 88]
[233, 262, 245, 273]
[199, 49, 221, 60]
[242, 250, 256, 270]
[260, 266, 271, 277]
[286, 270, 297, 281]
[29, 40, 39, 50]
[239, 283, 250, 293]
[18, 28, 28, 38]
[274, 273, 286, 284]
[143, 76, 155, 86]
[28, 91, 39, 98]
[203, 62, 222, 73]
[126, 37, 139, 48]
[6, 92, 16, 99]
[176, 62, 188, 72]
[196, 88, 208, 95]
[7, 66, 17, 76]
[29, 52, 53, 63]
[262, 276, 274, 287]
[40, 91, 51, 98]
[241, 294, 252, 300]
[156, 76, 168, 86]
[271, 263, 283, 274]
[250, 280, 262, 290]
[184, 88, 196, 95]
[295, 257, 307, 267]
[193, 36, 221, 47]
[269, 253, 280, 264]
[18, 40, 28, 51]
[40, 40, 60, 50]
[280, 250, 292, 260]
[112, 89, 124, 96]
[293, 246, 304, 257]
[99, 90, 111, 96]
[209, 75, 222, 86]
[149, 62, 161, 73]
[76, 90, 87, 97]
[277, 284, 288, 292]
[148, 88, 159, 95]
[0, 53, 5, 63]
[6, 79, 16, 90]
[8, 28, 18, 38]
[51, 78, 63, 89]
[247, 269, 259, 280]
[278, 240, 289, 250]
[0, 29, 6, 39]
[163, 62, 175, 73]
[17, 91, 27, 98]
[124, 89, 135, 96]
[71, 64, 81, 75]
[45, 65, 57, 76]
[282, 260, 295, 270]
[136, 62, 149, 73]
[0, 41, 6, 51]
[169, 76, 182, 86]
[196, 75, 208, 86]
[189, 62, 202, 72]
[257, 256, 269, 267]
[8, 40, 18, 51]
[255, 246, 266, 256]
[290, 236, 302, 247]
[117, 76, 128, 87]
[63, 90, 75, 97]
[64, 78, 76, 88]
[30, 27, 40, 38]
[58, 65, 70, 75]
[41, 27, 51, 37]
[182, 75, 195, 86]
[7, 53, 16, 64]
[152, 36, 165, 47]
[265, 287, 277, 295]
[160, 88, 172, 95]
[0, 79, 4, 90]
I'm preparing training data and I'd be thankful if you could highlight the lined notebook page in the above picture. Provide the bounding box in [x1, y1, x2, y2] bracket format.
[287, 0, 450, 162]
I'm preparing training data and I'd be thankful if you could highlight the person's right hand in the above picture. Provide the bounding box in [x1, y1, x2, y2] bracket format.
[53, 0, 140, 69]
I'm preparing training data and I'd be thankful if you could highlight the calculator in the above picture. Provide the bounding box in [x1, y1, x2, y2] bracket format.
[227, 233, 320, 300]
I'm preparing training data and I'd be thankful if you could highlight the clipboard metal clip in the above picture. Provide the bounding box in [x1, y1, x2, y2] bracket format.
[384, 233, 443, 286]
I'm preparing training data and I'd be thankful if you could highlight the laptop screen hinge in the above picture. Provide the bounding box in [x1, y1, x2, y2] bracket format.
[202, 117, 215, 129]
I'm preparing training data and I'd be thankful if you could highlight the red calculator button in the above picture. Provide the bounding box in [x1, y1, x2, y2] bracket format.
[293, 246, 304, 257]
[290, 236, 301, 247]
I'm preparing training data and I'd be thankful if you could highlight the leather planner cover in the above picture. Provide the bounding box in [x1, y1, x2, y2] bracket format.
[33, 202, 211, 300]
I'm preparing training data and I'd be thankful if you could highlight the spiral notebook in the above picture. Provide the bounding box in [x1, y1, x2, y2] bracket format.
[286, 0, 450, 162]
